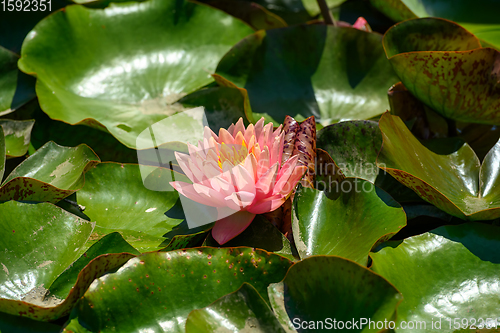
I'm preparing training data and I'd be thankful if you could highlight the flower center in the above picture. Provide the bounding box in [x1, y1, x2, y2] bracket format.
[218, 141, 249, 168]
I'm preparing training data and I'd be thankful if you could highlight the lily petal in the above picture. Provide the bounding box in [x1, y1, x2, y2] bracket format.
[247, 196, 285, 214]
[219, 128, 234, 145]
[212, 210, 256, 244]
[232, 118, 245, 138]
[279, 165, 307, 196]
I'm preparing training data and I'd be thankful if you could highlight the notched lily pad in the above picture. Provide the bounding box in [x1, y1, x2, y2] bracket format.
[371, 0, 500, 50]
[292, 180, 406, 265]
[377, 113, 500, 220]
[215, 24, 399, 125]
[0, 201, 96, 320]
[316, 120, 382, 182]
[76, 163, 188, 252]
[18, 0, 253, 148]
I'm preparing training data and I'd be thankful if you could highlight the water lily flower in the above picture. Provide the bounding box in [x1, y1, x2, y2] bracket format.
[170, 118, 307, 244]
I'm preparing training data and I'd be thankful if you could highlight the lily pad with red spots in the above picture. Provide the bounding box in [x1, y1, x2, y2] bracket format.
[383, 18, 500, 125]
[63, 248, 292, 332]
[370, 0, 500, 50]
[0, 141, 99, 203]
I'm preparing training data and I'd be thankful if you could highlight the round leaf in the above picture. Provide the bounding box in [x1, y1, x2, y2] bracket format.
[371, 223, 500, 332]
[215, 24, 400, 125]
[370, 0, 500, 50]
[274, 256, 402, 332]
[49, 232, 139, 299]
[0, 47, 36, 115]
[67, 247, 292, 332]
[292, 181, 406, 265]
[0, 201, 93, 319]
[0, 119, 34, 157]
[18, 0, 254, 148]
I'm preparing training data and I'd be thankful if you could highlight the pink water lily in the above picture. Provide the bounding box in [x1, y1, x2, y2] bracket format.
[170, 117, 307, 244]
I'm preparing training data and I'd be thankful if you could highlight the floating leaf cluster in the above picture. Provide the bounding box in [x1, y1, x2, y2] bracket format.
[1, 0, 500, 332]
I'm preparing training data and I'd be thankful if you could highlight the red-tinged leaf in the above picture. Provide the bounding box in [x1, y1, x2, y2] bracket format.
[384, 18, 500, 125]
[388, 81, 500, 159]
[281, 115, 299, 164]
[0, 253, 135, 321]
[293, 116, 316, 189]
[0, 142, 99, 203]
[388, 82, 448, 140]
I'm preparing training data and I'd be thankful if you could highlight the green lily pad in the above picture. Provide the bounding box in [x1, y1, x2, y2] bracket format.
[0, 47, 36, 115]
[316, 120, 382, 182]
[370, 0, 500, 49]
[18, 0, 253, 148]
[271, 256, 402, 332]
[204, 215, 296, 261]
[377, 113, 500, 220]
[383, 18, 500, 125]
[185, 283, 286, 332]
[0, 201, 92, 319]
[292, 180, 406, 265]
[66, 247, 292, 332]
[75, 162, 186, 252]
[0, 206, 136, 322]
[267, 282, 297, 333]
[49, 232, 140, 299]
[0, 141, 99, 202]
[371, 223, 500, 332]
[215, 24, 399, 125]
[0, 119, 34, 157]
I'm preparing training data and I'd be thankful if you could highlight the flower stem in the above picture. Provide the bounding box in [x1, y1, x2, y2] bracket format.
[316, 0, 336, 26]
